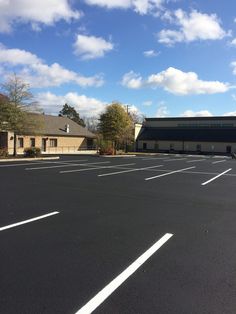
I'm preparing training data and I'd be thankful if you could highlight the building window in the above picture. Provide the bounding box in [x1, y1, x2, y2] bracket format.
[196, 144, 201, 152]
[49, 139, 57, 147]
[143, 142, 147, 150]
[18, 137, 24, 148]
[226, 146, 231, 154]
[30, 138, 35, 147]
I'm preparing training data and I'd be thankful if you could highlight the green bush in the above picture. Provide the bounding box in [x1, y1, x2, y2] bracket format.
[0, 148, 8, 158]
[24, 147, 41, 158]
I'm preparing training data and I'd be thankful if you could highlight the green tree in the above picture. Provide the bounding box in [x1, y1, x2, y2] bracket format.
[59, 103, 85, 127]
[98, 102, 133, 151]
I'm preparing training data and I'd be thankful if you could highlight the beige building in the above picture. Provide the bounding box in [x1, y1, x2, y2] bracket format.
[0, 114, 96, 155]
[135, 117, 236, 155]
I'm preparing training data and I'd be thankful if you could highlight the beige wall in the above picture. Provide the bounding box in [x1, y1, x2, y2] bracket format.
[15, 135, 88, 155]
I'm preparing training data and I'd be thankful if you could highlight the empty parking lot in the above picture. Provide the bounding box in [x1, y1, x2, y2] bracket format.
[0, 154, 236, 313]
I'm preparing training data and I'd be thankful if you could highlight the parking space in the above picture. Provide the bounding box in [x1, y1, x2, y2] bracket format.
[1, 154, 236, 313]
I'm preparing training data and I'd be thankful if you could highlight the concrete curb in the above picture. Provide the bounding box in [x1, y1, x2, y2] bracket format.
[0, 156, 60, 162]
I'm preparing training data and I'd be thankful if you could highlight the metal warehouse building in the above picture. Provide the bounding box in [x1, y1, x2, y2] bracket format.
[135, 116, 236, 155]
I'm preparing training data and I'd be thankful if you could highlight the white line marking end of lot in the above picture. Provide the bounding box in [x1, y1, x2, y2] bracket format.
[0, 211, 59, 231]
[201, 168, 232, 186]
[75, 233, 173, 314]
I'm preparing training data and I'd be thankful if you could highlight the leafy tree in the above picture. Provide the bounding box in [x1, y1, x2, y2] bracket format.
[98, 102, 133, 151]
[59, 103, 85, 127]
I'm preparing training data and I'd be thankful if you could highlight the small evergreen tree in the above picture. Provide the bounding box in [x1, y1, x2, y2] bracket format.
[59, 103, 85, 127]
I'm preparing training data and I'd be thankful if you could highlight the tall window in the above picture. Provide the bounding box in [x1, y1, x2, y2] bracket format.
[30, 138, 35, 147]
[196, 144, 201, 152]
[49, 139, 57, 147]
[18, 137, 24, 148]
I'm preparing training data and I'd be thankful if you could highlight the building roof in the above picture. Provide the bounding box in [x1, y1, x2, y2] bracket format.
[30, 114, 96, 138]
[145, 116, 236, 122]
[137, 127, 236, 143]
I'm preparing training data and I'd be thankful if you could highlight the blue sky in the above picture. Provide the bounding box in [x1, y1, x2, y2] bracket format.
[0, 0, 236, 119]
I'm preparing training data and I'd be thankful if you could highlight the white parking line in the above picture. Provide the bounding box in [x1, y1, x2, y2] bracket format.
[163, 158, 186, 162]
[187, 159, 206, 163]
[141, 157, 167, 161]
[0, 211, 59, 231]
[212, 160, 226, 164]
[0, 161, 51, 168]
[201, 168, 232, 186]
[98, 165, 163, 177]
[60, 163, 136, 174]
[145, 166, 196, 181]
[26, 161, 109, 170]
[75, 233, 173, 314]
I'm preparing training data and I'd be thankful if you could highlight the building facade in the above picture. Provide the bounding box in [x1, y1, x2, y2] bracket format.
[135, 116, 236, 155]
[0, 114, 96, 155]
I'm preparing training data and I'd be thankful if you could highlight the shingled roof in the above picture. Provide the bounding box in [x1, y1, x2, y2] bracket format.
[137, 127, 236, 143]
[31, 114, 96, 138]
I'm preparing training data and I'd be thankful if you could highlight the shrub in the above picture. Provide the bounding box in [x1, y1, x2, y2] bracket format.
[0, 148, 8, 158]
[24, 147, 41, 158]
[98, 140, 115, 155]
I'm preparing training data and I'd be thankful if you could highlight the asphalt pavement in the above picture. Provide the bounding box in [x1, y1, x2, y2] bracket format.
[0, 154, 236, 314]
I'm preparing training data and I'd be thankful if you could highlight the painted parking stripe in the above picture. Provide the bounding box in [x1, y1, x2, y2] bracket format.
[0, 211, 59, 231]
[145, 166, 196, 181]
[0, 161, 53, 168]
[60, 163, 136, 174]
[201, 168, 232, 186]
[98, 165, 163, 177]
[212, 160, 227, 164]
[163, 158, 186, 162]
[26, 161, 110, 170]
[187, 159, 206, 163]
[141, 157, 167, 161]
[75, 233, 173, 314]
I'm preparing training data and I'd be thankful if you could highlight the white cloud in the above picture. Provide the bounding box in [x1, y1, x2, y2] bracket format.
[223, 111, 236, 116]
[156, 105, 169, 117]
[0, 45, 104, 88]
[230, 38, 236, 46]
[231, 61, 236, 75]
[158, 9, 227, 45]
[36, 92, 107, 116]
[84, 0, 164, 15]
[122, 67, 229, 95]
[143, 50, 160, 57]
[121, 71, 143, 89]
[180, 110, 213, 117]
[73, 34, 114, 60]
[0, 0, 81, 33]
[142, 100, 152, 106]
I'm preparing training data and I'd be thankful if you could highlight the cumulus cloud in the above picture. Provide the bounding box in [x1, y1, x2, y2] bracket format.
[36, 92, 107, 116]
[0, 45, 104, 88]
[223, 111, 236, 116]
[143, 50, 160, 57]
[230, 38, 236, 46]
[230, 61, 236, 75]
[84, 0, 164, 15]
[158, 9, 227, 45]
[121, 71, 143, 89]
[180, 110, 213, 117]
[142, 100, 153, 106]
[0, 0, 81, 33]
[156, 105, 169, 117]
[122, 67, 229, 95]
[73, 34, 114, 60]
